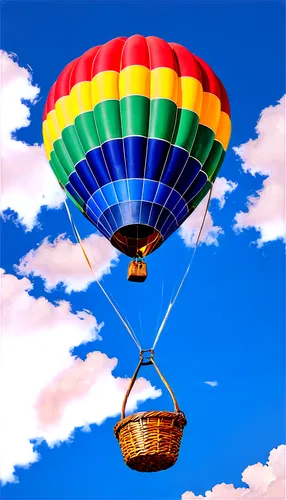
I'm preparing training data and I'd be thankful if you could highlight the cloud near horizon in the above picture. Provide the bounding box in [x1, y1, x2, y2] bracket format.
[182, 444, 285, 499]
[16, 233, 120, 293]
[0, 269, 161, 485]
[233, 95, 285, 247]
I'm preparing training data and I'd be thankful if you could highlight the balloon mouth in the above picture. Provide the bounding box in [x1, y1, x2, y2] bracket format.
[111, 225, 163, 258]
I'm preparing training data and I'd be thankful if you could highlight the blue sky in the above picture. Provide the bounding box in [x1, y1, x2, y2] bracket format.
[1, 1, 285, 499]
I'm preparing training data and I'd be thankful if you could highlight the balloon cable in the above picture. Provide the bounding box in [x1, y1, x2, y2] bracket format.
[63, 200, 142, 351]
[152, 186, 213, 350]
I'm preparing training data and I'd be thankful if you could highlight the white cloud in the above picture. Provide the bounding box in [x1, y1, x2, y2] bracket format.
[0, 50, 63, 230]
[16, 233, 119, 293]
[182, 444, 285, 499]
[0, 269, 161, 485]
[233, 95, 285, 246]
[179, 177, 237, 247]
[204, 381, 218, 387]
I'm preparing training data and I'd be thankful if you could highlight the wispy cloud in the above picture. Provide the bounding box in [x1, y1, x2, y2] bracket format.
[204, 381, 218, 387]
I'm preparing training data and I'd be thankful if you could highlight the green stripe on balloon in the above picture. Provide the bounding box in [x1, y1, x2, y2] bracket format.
[53, 140, 74, 176]
[148, 99, 177, 141]
[49, 154, 69, 186]
[171, 108, 199, 151]
[191, 124, 215, 165]
[75, 112, 100, 152]
[211, 150, 226, 182]
[94, 101, 122, 143]
[202, 140, 224, 178]
[62, 126, 85, 165]
[120, 95, 150, 137]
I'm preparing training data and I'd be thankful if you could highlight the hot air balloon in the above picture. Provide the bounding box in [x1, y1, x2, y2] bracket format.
[42, 35, 231, 282]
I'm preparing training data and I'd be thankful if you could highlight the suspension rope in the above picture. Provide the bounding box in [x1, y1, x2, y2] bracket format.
[152, 186, 213, 350]
[63, 200, 142, 351]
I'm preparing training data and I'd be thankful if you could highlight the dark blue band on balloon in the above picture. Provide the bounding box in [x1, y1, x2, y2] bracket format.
[102, 139, 126, 181]
[174, 156, 202, 196]
[145, 139, 170, 181]
[124, 136, 147, 178]
[160, 146, 189, 186]
[69, 171, 91, 203]
[65, 182, 85, 208]
[86, 147, 111, 187]
[185, 171, 208, 206]
[75, 159, 99, 194]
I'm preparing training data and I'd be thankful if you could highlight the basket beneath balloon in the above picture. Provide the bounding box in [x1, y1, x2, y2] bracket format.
[114, 410, 187, 472]
[127, 259, 147, 282]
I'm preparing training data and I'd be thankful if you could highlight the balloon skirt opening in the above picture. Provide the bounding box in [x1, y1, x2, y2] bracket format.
[111, 224, 163, 258]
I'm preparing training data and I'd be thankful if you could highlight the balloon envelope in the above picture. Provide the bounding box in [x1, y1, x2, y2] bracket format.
[42, 35, 231, 258]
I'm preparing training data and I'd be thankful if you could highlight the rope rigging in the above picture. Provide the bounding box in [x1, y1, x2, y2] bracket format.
[64, 199, 142, 351]
[63, 184, 213, 355]
[152, 186, 213, 350]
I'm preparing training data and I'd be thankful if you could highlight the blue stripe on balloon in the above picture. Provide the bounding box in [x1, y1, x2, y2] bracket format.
[130, 201, 142, 223]
[65, 182, 85, 208]
[92, 190, 109, 212]
[164, 190, 182, 212]
[102, 139, 126, 180]
[185, 171, 208, 205]
[142, 180, 159, 202]
[99, 208, 118, 233]
[174, 156, 201, 196]
[109, 204, 124, 228]
[172, 198, 189, 219]
[153, 183, 171, 205]
[86, 147, 111, 187]
[140, 202, 153, 225]
[148, 204, 168, 229]
[85, 206, 111, 239]
[69, 171, 90, 202]
[124, 136, 147, 178]
[101, 183, 118, 207]
[113, 179, 129, 203]
[160, 146, 189, 186]
[118, 202, 132, 226]
[75, 159, 99, 194]
[156, 208, 176, 233]
[87, 197, 103, 219]
[128, 179, 144, 200]
[145, 139, 170, 181]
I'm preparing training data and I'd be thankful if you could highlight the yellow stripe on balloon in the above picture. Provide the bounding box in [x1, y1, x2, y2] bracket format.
[215, 111, 232, 150]
[91, 71, 119, 107]
[199, 92, 221, 133]
[178, 77, 203, 115]
[150, 67, 178, 103]
[55, 96, 74, 130]
[119, 65, 150, 99]
[42, 121, 53, 160]
[46, 109, 62, 143]
[70, 81, 92, 118]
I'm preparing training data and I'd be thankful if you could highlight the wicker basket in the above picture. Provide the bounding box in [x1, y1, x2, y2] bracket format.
[114, 351, 187, 472]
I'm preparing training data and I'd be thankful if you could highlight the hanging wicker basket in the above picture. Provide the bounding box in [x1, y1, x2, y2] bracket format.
[114, 350, 187, 472]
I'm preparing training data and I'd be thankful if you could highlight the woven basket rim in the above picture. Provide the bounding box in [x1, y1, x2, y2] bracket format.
[114, 409, 187, 436]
